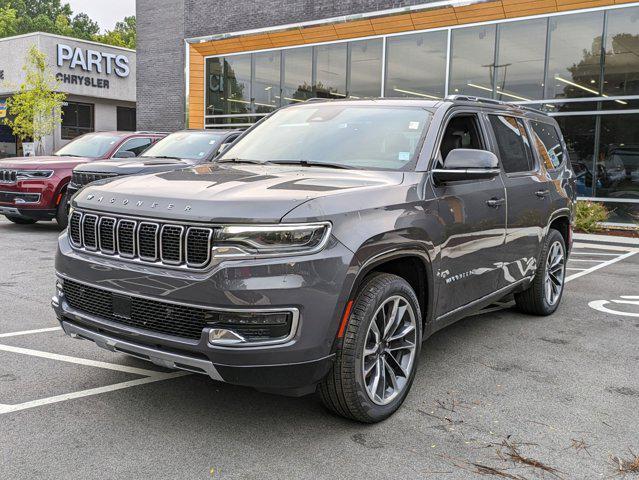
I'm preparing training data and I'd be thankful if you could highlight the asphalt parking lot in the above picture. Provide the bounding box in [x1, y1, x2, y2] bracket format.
[1, 217, 638, 480]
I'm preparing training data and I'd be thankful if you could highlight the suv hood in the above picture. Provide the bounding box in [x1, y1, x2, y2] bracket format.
[75, 157, 194, 175]
[73, 163, 403, 223]
[0, 156, 92, 170]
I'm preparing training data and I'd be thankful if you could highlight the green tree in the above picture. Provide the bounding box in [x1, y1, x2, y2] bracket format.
[71, 12, 99, 40]
[4, 46, 66, 152]
[0, 5, 17, 37]
[96, 16, 136, 49]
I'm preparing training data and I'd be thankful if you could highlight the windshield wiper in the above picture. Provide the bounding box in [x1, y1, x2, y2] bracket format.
[270, 160, 354, 170]
[218, 158, 272, 165]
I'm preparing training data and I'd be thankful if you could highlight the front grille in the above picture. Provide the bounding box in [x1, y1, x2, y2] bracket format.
[68, 210, 215, 269]
[71, 171, 120, 188]
[62, 279, 212, 340]
[0, 170, 17, 184]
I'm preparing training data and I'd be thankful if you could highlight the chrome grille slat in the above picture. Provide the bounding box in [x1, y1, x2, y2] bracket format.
[82, 215, 98, 251]
[68, 210, 214, 270]
[0, 170, 18, 184]
[117, 220, 137, 258]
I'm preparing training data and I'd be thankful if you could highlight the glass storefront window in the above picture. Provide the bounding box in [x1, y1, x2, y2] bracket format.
[450, 25, 496, 98]
[603, 7, 639, 97]
[385, 30, 447, 99]
[349, 38, 383, 98]
[555, 116, 597, 197]
[206, 55, 251, 118]
[596, 114, 639, 213]
[495, 19, 547, 102]
[282, 47, 313, 104]
[545, 12, 605, 99]
[315, 43, 347, 98]
[253, 51, 281, 113]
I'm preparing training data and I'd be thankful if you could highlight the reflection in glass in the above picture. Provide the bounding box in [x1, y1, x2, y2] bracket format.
[596, 114, 639, 221]
[385, 31, 447, 99]
[545, 12, 604, 99]
[495, 19, 547, 101]
[206, 55, 251, 119]
[349, 39, 383, 98]
[450, 25, 496, 97]
[604, 7, 639, 96]
[253, 51, 281, 112]
[555, 116, 597, 196]
[282, 47, 313, 104]
[315, 43, 347, 98]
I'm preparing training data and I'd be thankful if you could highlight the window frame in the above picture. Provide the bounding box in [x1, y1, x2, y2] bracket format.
[485, 112, 539, 176]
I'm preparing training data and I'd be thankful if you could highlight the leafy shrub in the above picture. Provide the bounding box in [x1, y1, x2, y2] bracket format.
[575, 201, 608, 233]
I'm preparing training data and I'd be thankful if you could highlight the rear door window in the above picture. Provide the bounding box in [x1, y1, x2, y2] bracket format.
[488, 115, 535, 173]
[530, 121, 564, 170]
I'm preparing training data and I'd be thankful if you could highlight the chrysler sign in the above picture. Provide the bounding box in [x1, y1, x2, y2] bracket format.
[56, 44, 130, 78]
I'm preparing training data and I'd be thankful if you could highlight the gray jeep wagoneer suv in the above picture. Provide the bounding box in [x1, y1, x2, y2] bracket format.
[52, 97, 576, 422]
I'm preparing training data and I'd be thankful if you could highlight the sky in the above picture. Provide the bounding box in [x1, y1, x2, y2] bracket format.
[66, 0, 136, 32]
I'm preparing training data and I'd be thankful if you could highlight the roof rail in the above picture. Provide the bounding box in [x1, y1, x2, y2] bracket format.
[444, 95, 543, 114]
[304, 97, 330, 103]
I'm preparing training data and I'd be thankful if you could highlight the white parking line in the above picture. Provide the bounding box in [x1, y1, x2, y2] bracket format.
[0, 371, 189, 415]
[565, 250, 637, 283]
[571, 252, 619, 256]
[0, 327, 61, 338]
[568, 259, 606, 262]
[0, 343, 164, 377]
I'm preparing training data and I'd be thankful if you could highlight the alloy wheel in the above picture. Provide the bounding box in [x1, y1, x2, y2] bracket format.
[362, 295, 417, 406]
[544, 240, 565, 306]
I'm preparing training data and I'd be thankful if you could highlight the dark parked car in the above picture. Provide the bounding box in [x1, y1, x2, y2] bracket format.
[53, 97, 576, 422]
[66, 129, 242, 199]
[0, 131, 165, 227]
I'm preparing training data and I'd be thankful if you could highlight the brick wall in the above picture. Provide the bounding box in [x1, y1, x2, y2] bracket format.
[137, 0, 433, 130]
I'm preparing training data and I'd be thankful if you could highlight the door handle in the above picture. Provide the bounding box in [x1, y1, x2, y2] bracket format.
[535, 189, 550, 198]
[486, 197, 505, 208]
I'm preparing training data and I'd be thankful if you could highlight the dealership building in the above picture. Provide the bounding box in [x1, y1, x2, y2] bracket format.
[137, 0, 639, 224]
[0, 32, 136, 156]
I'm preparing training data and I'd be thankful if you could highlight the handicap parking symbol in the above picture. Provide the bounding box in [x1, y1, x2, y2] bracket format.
[588, 296, 639, 317]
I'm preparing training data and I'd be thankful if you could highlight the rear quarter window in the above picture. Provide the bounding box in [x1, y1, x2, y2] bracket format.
[530, 120, 565, 170]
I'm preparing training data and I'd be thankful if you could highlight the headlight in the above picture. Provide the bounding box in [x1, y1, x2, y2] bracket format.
[212, 223, 331, 257]
[16, 170, 54, 179]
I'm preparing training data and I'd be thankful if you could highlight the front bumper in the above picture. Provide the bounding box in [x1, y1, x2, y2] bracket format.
[53, 230, 356, 392]
[0, 179, 61, 220]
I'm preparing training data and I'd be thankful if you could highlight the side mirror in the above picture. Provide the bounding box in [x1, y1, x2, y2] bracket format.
[432, 149, 500, 183]
[112, 150, 136, 159]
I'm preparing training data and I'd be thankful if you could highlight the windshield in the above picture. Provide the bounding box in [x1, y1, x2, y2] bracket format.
[140, 131, 225, 161]
[220, 104, 431, 170]
[54, 133, 123, 158]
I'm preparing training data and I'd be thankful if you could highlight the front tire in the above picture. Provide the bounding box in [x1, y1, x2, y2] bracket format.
[4, 215, 37, 225]
[515, 229, 567, 316]
[319, 273, 422, 423]
[56, 191, 69, 229]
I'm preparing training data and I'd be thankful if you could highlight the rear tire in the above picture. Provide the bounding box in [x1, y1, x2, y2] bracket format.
[4, 215, 37, 225]
[515, 229, 566, 316]
[319, 273, 422, 423]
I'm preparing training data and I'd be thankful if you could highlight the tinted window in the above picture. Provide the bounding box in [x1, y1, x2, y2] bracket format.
[604, 7, 639, 96]
[116, 106, 136, 131]
[440, 115, 484, 163]
[315, 43, 347, 99]
[489, 115, 534, 173]
[450, 25, 496, 97]
[253, 50, 281, 112]
[545, 12, 604, 99]
[114, 137, 154, 157]
[495, 18, 547, 101]
[385, 30, 447, 99]
[349, 38, 383, 98]
[61, 102, 94, 140]
[282, 47, 313, 104]
[530, 121, 564, 169]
